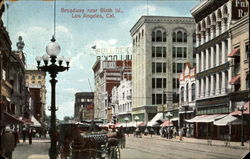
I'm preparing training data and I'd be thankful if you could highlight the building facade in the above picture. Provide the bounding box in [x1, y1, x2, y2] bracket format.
[130, 16, 196, 123]
[179, 63, 196, 133]
[74, 92, 94, 121]
[190, 0, 249, 139]
[111, 78, 132, 123]
[92, 60, 132, 123]
[228, 15, 249, 111]
[25, 70, 46, 121]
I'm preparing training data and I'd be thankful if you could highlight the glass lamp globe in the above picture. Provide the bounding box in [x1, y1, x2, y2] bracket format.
[46, 40, 61, 57]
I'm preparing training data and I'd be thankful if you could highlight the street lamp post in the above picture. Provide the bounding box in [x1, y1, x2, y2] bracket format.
[134, 116, 139, 127]
[36, 36, 70, 159]
[237, 105, 246, 146]
[124, 117, 129, 127]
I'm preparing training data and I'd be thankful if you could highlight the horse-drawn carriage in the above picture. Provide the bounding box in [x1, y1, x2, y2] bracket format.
[59, 120, 123, 159]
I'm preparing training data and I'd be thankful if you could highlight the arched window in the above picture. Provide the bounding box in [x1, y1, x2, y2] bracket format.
[177, 31, 183, 42]
[191, 83, 195, 101]
[181, 87, 184, 102]
[163, 32, 167, 42]
[186, 84, 189, 102]
[142, 29, 144, 37]
[139, 33, 141, 40]
[172, 32, 176, 42]
[152, 31, 155, 42]
[156, 30, 162, 42]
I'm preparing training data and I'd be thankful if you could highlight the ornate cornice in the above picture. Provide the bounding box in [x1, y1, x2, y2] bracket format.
[130, 16, 195, 36]
[191, 0, 229, 23]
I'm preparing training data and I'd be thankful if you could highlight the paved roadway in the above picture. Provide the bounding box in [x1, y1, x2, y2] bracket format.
[12, 136, 249, 159]
[121, 136, 249, 159]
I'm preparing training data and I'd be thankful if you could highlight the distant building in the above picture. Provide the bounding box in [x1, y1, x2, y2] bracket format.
[92, 60, 132, 123]
[74, 92, 94, 121]
[130, 16, 195, 123]
[25, 70, 46, 121]
[111, 78, 132, 123]
[179, 63, 196, 130]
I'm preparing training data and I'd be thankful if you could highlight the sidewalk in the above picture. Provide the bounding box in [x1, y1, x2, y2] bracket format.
[142, 134, 250, 150]
[13, 138, 50, 159]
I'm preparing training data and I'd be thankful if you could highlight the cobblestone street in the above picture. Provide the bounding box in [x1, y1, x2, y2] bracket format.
[11, 136, 249, 159]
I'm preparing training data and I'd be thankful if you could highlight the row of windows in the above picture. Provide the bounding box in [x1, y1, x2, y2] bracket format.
[152, 62, 166, 73]
[197, 106, 229, 115]
[173, 47, 187, 58]
[152, 78, 167, 89]
[151, 31, 188, 43]
[152, 47, 167, 58]
[152, 94, 167, 105]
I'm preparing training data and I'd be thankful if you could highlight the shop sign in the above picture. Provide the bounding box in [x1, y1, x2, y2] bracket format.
[232, 0, 249, 20]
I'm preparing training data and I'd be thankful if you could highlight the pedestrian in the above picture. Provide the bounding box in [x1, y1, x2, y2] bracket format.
[29, 129, 32, 145]
[179, 128, 183, 141]
[173, 127, 177, 138]
[144, 128, 149, 136]
[149, 127, 154, 138]
[22, 127, 26, 143]
[1, 127, 15, 159]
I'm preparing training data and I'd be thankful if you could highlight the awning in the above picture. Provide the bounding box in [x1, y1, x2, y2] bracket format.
[228, 48, 240, 57]
[229, 74, 240, 85]
[4, 112, 25, 124]
[31, 116, 41, 127]
[231, 101, 250, 115]
[147, 113, 164, 127]
[186, 114, 227, 123]
[127, 121, 144, 127]
[161, 120, 173, 127]
[214, 114, 247, 126]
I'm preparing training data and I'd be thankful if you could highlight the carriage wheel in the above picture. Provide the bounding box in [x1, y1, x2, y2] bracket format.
[109, 146, 121, 159]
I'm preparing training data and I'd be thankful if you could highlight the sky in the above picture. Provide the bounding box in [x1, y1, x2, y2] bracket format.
[2, 0, 199, 120]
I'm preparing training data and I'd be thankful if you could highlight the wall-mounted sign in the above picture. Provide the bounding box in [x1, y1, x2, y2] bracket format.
[92, 46, 133, 61]
[232, 0, 249, 20]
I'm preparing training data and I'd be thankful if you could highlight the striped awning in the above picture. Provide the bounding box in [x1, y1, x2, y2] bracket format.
[228, 48, 240, 57]
[229, 74, 240, 85]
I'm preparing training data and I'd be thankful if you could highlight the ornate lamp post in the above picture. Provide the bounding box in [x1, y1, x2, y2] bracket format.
[134, 116, 139, 127]
[237, 105, 246, 146]
[165, 112, 173, 120]
[35, 36, 70, 159]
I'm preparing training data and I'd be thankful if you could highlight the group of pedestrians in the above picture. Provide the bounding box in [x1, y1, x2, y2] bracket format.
[161, 127, 177, 139]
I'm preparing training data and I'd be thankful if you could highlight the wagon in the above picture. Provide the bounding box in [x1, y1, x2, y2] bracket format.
[59, 121, 122, 159]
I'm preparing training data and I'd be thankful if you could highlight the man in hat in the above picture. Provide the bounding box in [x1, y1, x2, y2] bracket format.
[1, 127, 15, 159]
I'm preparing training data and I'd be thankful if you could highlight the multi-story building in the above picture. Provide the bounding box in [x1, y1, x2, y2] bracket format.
[228, 15, 249, 110]
[190, 0, 248, 139]
[130, 16, 195, 123]
[92, 60, 132, 123]
[179, 63, 196, 135]
[111, 78, 132, 123]
[74, 92, 94, 121]
[25, 70, 46, 121]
